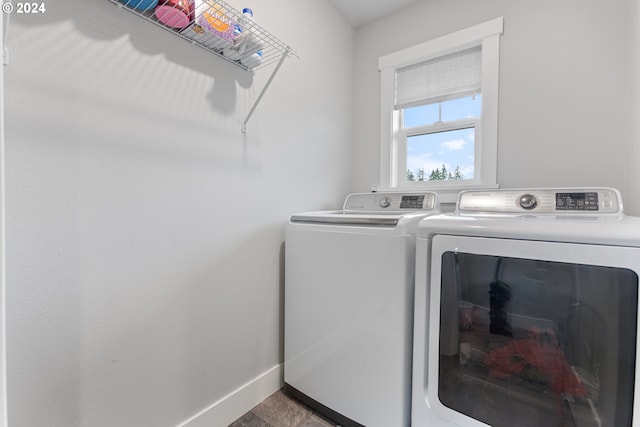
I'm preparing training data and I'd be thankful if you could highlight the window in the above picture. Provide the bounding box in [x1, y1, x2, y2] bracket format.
[404, 91, 480, 182]
[379, 18, 503, 190]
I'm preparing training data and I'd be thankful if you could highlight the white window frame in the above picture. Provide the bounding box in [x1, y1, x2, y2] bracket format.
[378, 17, 503, 190]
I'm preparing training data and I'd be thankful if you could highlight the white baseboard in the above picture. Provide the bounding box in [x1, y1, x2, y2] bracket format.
[178, 364, 283, 427]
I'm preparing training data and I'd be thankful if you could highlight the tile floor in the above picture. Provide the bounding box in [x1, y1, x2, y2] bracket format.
[229, 389, 337, 427]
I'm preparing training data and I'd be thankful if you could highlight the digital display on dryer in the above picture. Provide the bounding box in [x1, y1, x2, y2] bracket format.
[400, 195, 425, 209]
[556, 192, 599, 210]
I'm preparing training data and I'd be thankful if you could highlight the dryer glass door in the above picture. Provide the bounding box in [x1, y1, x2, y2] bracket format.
[427, 235, 640, 427]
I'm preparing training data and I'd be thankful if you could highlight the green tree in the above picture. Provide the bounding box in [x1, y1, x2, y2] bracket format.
[410, 165, 464, 181]
[452, 166, 463, 180]
[440, 164, 448, 180]
[428, 164, 464, 181]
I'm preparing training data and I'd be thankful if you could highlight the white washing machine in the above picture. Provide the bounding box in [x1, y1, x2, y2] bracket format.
[284, 191, 448, 427]
[412, 188, 640, 427]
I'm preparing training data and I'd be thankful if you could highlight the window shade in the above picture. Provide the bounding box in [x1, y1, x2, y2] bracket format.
[395, 46, 481, 109]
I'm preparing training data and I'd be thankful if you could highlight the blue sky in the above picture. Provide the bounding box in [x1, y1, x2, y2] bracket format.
[404, 95, 480, 180]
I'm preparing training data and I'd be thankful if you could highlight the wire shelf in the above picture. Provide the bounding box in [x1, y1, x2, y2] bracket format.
[110, 0, 299, 72]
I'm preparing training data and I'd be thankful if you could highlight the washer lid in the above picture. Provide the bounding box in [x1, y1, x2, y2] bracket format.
[289, 191, 441, 226]
[289, 211, 403, 227]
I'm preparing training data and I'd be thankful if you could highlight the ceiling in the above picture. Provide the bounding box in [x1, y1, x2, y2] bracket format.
[328, 0, 422, 28]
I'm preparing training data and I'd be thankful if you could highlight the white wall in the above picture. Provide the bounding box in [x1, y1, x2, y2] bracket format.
[4, 0, 352, 425]
[352, 0, 632, 199]
[627, 0, 640, 215]
[5, 0, 636, 424]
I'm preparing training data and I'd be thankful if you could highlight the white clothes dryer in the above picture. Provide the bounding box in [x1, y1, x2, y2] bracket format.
[412, 188, 640, 427]
[284, 191, 448, 427]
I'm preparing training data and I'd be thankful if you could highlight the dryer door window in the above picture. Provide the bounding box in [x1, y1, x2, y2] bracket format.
[428, 236, 639, 427]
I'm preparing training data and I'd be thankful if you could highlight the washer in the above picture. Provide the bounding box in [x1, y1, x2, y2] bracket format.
[412, 188, 640, 427]
[284, 191, 446, 427]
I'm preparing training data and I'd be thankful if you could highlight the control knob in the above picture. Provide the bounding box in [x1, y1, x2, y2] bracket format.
[519, 194, 537, 210]
[379, 196, 391, 208]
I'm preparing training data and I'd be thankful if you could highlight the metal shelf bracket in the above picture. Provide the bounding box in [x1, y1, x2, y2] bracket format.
[242, 48, 289, 134]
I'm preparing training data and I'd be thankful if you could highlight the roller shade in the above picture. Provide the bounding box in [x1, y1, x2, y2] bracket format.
[395, 45, 481, 109]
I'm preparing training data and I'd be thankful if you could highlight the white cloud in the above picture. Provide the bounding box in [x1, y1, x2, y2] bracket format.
[440, 139, 466, 151]
[407, 153, 444, 173]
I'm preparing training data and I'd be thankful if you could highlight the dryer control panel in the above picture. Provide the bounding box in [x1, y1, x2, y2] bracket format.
[457, 188, 622, 214]
[344, 192, 437, 212]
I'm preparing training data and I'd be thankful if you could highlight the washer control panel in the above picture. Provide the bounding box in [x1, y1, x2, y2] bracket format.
[344, 192, 437, 212]
[458, 188, 622, 214]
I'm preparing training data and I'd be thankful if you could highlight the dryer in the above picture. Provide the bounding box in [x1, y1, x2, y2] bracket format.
[412, 188, 640, 427]
[284, 191, 448, 427]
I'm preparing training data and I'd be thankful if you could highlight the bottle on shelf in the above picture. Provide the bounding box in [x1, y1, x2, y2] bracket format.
[240, 50, 262, 69]
[238, 7, 253, 32]
[222, 6, 262, 63]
